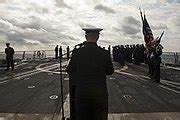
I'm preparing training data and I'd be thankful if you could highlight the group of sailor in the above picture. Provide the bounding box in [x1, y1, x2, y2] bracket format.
[112, 43, 163, 83]
[55, 45, 70, 60]
[112, 44, 147, 66]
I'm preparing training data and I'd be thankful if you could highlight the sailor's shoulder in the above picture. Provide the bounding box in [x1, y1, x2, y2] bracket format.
[97, 47, 110, 58]
[75, 45, 86, 51]
[98, 46, 108, 53]
[72, 46, 84, 54]
[10, 47, 14, 50]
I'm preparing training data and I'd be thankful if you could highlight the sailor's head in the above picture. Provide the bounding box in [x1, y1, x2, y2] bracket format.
[6, 43, 10, 47]
[82, 28, 103, 43]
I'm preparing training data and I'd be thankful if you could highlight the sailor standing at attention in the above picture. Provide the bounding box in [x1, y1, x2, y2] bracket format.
[67, 28, 114, 120]
[5, 43, 15, 70]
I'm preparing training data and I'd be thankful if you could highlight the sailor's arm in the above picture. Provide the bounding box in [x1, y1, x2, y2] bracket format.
[105, 52, 114, 75]
[5, 48, 7, 54]
[67, 49, 77, 74]
[12, 48, 15, 55]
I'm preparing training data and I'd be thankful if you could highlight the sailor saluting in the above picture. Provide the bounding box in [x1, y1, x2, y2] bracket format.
[67, 28, 114, 120]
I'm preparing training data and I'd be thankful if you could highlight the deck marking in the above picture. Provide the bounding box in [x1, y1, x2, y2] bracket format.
[14, 77, 21, 80]
[0, 68, 6, 70]
[161, 81, 180, 89]
[48, 73, 53, 75]
[115, 70, 148, 82]
[0, 77, 8, 81]
[0, 62, 67, 83]
[159, 85, 180, 94]
[115, 69, 180, 94]
[165, 66, 180, 71]
[64, 78, 69, 81]
[0, 80, 8, 84]
[121, 65, 128, 71]
[27, 86, 35, 89]
[24, 78, 29, 80]
[109, 77, 116, 80]
[164, 117, 172, 120]
[49, 95, 58, 100]
[161, 80, 180, 86]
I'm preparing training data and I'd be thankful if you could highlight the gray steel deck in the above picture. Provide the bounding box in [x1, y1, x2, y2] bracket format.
[0, 59, 180, 120]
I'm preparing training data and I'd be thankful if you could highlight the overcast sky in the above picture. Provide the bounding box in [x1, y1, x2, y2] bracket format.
[0, 0, 179, 52]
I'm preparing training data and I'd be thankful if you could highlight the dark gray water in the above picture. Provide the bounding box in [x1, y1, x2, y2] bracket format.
[0, 51, 179, 65]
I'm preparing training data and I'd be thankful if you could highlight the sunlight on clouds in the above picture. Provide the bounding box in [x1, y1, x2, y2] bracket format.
[0, 0, 179, 52]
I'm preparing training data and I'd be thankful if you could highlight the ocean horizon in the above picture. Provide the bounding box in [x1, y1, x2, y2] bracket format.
[0, 51, 179, 65]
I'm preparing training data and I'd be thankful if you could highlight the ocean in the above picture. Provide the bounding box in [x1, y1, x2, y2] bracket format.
[0, 50, 55, 60]
[0, 51, 179, 65]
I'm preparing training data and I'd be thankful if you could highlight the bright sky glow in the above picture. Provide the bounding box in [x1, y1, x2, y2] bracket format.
[0, 0, 179, 52]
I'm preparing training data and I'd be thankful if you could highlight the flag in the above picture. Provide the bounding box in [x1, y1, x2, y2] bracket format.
[140, 10, 154, 46]
[139, 8, 164, 51]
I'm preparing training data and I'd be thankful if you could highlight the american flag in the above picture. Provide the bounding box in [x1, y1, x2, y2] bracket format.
[140, 10, 154, 46]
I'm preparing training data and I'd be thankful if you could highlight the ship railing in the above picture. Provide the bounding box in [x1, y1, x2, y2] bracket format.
[0, 49, 69, 67]
[161, 52, 180, 66]
[0, 50, 180, 66]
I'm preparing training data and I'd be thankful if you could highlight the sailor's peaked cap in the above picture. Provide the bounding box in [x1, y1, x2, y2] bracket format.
[82, 28, 103, 33]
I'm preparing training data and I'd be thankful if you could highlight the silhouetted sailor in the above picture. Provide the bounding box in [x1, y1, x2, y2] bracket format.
[152, 44, 163, 83]
[67, 46, 70, 60]
[55, 45, 58, 59]
[129, 45, 133, 63]
[5, 43, 14, 70]
[118, 45, 125, 66]
[22, 51, 25, 60]
[67, 28, 114, 120]
[141, 44, 146, 63]
[112, 46, 118, 62]
[133, 44, 141, 65]
[59, 46, 62, 59]
[108, 45, 111, 54]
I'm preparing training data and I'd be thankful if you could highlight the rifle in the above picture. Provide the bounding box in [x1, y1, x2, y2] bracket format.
[156, 31, 164, 46]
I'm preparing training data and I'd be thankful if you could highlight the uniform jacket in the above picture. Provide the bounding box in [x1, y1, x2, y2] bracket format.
[5, 47, 14, 59]
[67, 42, 114, 99]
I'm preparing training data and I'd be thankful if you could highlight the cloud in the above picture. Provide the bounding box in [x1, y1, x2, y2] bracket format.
[121, 16, 141, 35]
[16, 16, 42, 30]
[122, 25, 140, 35]
[55, 0, 71, 8]
[0, 16, 41, 30]
[94, 4, 115, 14]
[27, 3, 49, 14]
[0, 0, 179, 52]
[124, 16, 141, 26]
[0, 19, 12, 30]
[151, 23, 168, 30]
[78, 23, 97, 28]
[0, 0, 7, 3]
[0, 18, 50, 46]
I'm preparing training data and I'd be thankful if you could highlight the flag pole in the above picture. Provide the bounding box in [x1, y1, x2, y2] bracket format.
[139, 7, 144, 23]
